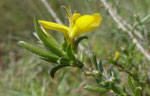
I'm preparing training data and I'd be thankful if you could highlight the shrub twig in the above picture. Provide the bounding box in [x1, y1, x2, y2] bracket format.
[100, 0, 150, 61]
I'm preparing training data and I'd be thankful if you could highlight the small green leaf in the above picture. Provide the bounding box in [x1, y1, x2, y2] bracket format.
[57, 57, 70, 64]
[95, 79, 100, 84]
[98, 60, 104, 73]
[74, 35, 88, 52]
[40, 57, 57, 63]
[129, 43, 136, 53]
[109, 66, 114, 77]
[67, 44, 76, 61]
[110, 83, 122, 95]
[91, 53, 98, 70]
[141, 14, 150, 23]
[127, 75, 134, 93]
[84, 85, 109, 93]
[34, 17, 65, 57]
[134, 87, 142, 96]
[50, 64, 70, 78]
[18, 41, 59, 63]
[61, 42, 68, 52]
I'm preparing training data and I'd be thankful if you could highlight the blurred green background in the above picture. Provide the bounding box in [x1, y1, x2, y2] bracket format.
[0, 0, 150, 96]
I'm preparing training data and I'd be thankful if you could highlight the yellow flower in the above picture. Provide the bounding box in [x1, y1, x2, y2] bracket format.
[38, 13, 101, 40]
[113, 51, 120, 61]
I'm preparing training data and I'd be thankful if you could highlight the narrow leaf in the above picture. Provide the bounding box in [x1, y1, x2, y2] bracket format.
[57, 57, 70, 64]
[74, 35, 88, 52]
[109, 66, 114, 77]
[91, 53, 98, 70]
[18, 41, 59, 63]
[84, 85, 109, 93]
[34, 17, 64, 57]
[141, 14, 150, 23]
[67, 44, 76, 61]
[61, 41, 68, 52]
[98, 60, 104, 73]
[40, 57, 57, 63]
[127, 75, 134, 93]
[50, 64, 70, 78]
[110, 83, 122, 95]
[33, 32, 41, 41]
[129, 43, 136, 52]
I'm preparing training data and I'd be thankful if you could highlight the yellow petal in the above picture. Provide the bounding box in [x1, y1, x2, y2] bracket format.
[72, 13, 81, 23]
[38, 20, 69, 35]
[71, 13, 102, 38]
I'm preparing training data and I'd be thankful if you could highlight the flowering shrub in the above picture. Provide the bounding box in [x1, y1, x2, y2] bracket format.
[18, 7, 150, 96]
